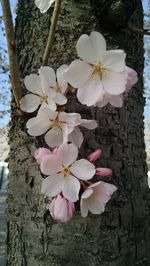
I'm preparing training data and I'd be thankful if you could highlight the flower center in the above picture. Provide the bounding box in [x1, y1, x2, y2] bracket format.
[39, 95, 48, 103]
[61, 166, 71, 177]
[53, 82, 61, 92]
[91, 64, 105, 79]
[51, 119, 61, 131]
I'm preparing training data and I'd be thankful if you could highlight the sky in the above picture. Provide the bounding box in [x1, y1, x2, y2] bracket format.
[0, 0, 150, 127]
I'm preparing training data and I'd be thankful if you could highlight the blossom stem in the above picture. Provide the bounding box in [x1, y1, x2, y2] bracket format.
[42, 0, 62, 65]
[1, 0, 22, 107]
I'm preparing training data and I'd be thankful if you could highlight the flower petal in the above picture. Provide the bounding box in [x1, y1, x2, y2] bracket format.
[70, 159, 95, 180]
[39, 66, 56, 93]
[64, 59, 92, 88]
[45, 127, 63, 148]
[20, 94, 40, 113]
[59, 112, 81, 126]
[81, 119, 97, 129]
[62, 175, 80, 202]
[35, 0, 55, 13]
[54, 93, 67, 105]
[76, 31, 106, 64]
[102, 50, 126, 72]
[56, 64, 68, 94]
[102, 71, 127, 95]
[68, 127, 83, 148]
[41, 153, 61, 175]
[24, 74, 42, 94]
[109, 95, 123, 107]
[27, 117, 50, 136]
[58, 143, 78, 166]
[80, 199, 89, 217]
[41, 174, 64, 197]
[77, 78, 103, 106]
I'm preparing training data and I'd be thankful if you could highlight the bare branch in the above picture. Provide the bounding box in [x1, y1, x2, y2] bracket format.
[42, 0, 62, 66]
[1, 0, 22, 107]
[128, 22, 150, 36]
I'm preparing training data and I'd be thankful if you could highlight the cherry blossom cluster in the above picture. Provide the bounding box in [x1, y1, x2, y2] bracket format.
[20, 1, 138, 223]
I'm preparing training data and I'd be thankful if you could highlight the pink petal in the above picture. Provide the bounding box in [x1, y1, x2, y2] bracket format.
[24, 74, 42, 94]
[102, 71, 127, 95]
[109, 95, 123, 107]
[20, 94, 40, 113]
[90, 181, 117, 203]
[35, 148, 52, 164]
[68, 127, 83, 148]
[41, 174, 64, 197]
[64, 59, 92, 88]
[62, 175, 80, 202]
[77, 78, 103, 106]
[27, 117, 50, 136]
[57, 143, 78, 166]
[87, 149, 102, 163]
[59, 112, 81, 126]
[125, 66, 138, 92]
[41, 153, 61, 175]
[70, 159, 95, 180]
[80, 198, 88, 217]
[96, 167, 112, 176]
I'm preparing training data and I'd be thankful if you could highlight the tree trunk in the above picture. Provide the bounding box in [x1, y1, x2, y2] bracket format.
[7, 0, 150, 265]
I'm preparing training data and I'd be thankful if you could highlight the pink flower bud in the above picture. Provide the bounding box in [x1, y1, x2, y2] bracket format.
[49, 194, 75, 223]
[96, 167, 112, 176]
[87, 149, 102, 163]
[35, 148, 52, 165]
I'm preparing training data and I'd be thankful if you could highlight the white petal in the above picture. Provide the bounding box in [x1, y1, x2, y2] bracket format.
[41, 154, 61, 175]
[41, 174, 64, 197]
[61, 124, 70, 144]
[59, 112, 81, 126]
[109, 95, 123, 107]
[62, 175, 80, 202]
[81, 119, 97, 129]
[58, 143, 78, 166]
[96, 95, 109, 108]
[77, 78, 103, 106]
[87, 197, 105, 215]
[69, 127, 83, 148]
[54, 93, 67, 105]
[64, 59, 92, 88]
[39, 66, 56, 93]
[20, 94, 40, 113]
[102, 71, 127, 95]
[70, 159, 95, 180]
[27, 117, 50, 136]
[102, 50, 126, 72]
[56, 64, 68, 94]
[76, 31, 106, 64]
[35, 0, 55, 13]
[45, 127, 63, 148]
[24, 74, 42, 94]
[81, 188, 93, 199]
[38, 104, 58, 121]
[47, 96, 57, 111]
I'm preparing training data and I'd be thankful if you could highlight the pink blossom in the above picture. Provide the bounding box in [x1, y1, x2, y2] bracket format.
[49, 194, 75, 223]
[64, 31, 127, 106]
[80, 181, 117, 217]
[87, 149, 102, 162]
[41, 143, 96, 202]
[125, 66, 138, 92]
[96, 167, 112, 176]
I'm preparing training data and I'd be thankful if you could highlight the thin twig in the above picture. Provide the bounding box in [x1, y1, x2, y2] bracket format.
[1, 0, 22, 107]
[128, 22, 150, 36]
[42, 0, 62, 66]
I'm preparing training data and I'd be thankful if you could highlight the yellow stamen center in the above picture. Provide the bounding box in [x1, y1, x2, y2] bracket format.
[91, 64, 105, 79]
[53, 82, 61, 92]
[61, 166, 71, 177]
[39, 95, 48, 103]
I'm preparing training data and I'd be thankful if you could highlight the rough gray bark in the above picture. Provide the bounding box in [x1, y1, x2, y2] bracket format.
[7, 0, 150, 265]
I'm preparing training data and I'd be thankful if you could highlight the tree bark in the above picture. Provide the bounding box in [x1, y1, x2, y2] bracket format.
[7, 0, 150, 265]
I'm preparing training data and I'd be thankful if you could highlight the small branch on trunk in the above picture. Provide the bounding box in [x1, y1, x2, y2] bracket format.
[128, 22, 150, 36]
[1, 0, 22, 107]
[42, 0, 62, 66]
